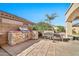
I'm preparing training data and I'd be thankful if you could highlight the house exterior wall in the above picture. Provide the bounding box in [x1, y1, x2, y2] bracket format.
[65, 3, 79, 37]
[66, 22, 72, 37]
[2, 18, 23, 25]
[0, 18, 23, 45]
[65, 4, 79, 21]
[72, 27, 79, 34]
[0, 11, 33, 45]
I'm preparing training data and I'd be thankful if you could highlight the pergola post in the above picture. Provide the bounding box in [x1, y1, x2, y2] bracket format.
[66, 21, 72, 38]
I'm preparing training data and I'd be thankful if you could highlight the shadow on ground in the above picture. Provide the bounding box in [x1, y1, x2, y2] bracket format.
[0, 39, 40, 56]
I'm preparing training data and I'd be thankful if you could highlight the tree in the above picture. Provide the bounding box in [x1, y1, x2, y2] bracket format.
[45, 13, 58, 31]
[32, 22, 52, 31]
[45, 13, 58, 24]
[32, 13, 58, 31]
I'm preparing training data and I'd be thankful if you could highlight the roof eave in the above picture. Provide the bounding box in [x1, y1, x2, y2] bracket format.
[65, 3, 73, 15]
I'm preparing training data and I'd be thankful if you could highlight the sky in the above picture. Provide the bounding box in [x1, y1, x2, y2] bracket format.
[0, 3, 70, 26]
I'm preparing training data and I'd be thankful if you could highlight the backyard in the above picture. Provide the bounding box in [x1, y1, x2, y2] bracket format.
[1, 3, 79, 56]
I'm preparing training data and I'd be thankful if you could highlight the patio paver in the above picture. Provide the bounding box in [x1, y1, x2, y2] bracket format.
[17, 40, 79, 56]
[0, 48, 9, 56]
[1, 39, 40, 56]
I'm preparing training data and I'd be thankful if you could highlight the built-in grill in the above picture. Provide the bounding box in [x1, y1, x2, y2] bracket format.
[8, 25, 38, 46]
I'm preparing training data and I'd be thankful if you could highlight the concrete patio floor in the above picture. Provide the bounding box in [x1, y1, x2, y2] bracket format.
[17, 39, 79, 56]
[1, 39, 40, 56]
[1, 39, 79, 56]
[0, 48, 9, 56]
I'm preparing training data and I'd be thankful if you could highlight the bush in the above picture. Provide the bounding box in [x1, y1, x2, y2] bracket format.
[56, 26, 65, 32]
[32, 22, 52, 31]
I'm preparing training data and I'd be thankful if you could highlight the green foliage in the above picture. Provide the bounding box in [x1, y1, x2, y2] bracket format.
[32, 13, 58, 31]
[56, 26, 65, 32]
[46, 13, 58, 20]
[45, 13, 58, 24]
[32, 22, 52, 31]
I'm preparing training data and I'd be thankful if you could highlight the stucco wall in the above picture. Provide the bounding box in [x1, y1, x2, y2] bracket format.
[65, 3, 79, 37]
[0, 11, 33, 45]
[0, 18, 23, 45]
[72, 27, 79, 34]
[2, 18, 23, 25]
[0, 23, 21, 45]
[66, 22, 72, 37]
